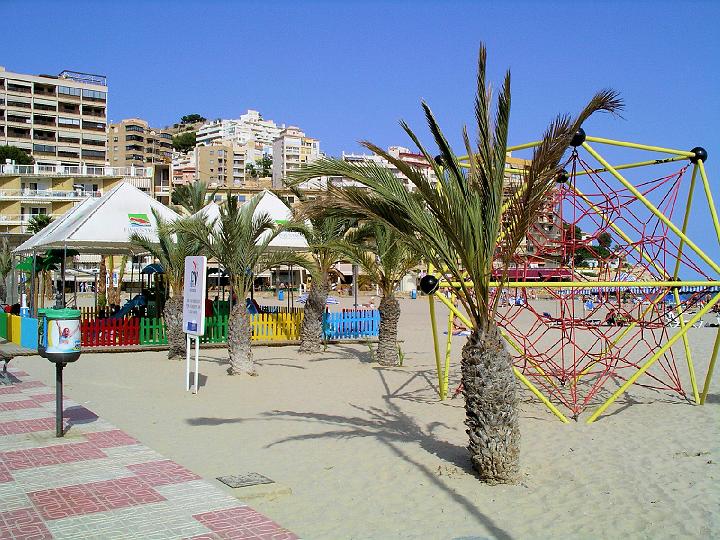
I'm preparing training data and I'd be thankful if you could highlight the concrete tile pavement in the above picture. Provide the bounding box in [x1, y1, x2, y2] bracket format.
[0, 368, 299, 539]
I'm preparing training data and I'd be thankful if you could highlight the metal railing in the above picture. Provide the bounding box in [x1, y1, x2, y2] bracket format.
[0, 163, 153, 178]
[0, 213, 62, 223]
[0, 189, 102, 199]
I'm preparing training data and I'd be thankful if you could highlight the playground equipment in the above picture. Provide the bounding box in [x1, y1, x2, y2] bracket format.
[425, 132, 719, 423]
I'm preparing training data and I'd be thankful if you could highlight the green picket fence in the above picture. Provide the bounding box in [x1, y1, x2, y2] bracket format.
[139, 316, 228, 345]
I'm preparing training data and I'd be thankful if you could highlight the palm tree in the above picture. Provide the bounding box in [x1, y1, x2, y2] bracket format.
[179, 193, 307, 375]
[289, 45, 622, 483]
[171, 180, 218, 215]
[26, 215, 54, 304]
[282, 189, 355, 354]
[26, 214, 53, 235]
[0, 239, 12, 303]
[130, 209, 202, 359]
[336, 221, 420, 366]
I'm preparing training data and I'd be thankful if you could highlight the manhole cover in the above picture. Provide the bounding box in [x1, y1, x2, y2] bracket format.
[217, 473, 274, 488]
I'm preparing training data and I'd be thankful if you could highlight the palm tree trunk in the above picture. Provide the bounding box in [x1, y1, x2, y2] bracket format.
[0, 276, 7, 304]
[227, 301, 255, 375]
[299, 276, 328, 354]
[461, 323, 520, 484]
[376, 294, 400, 366]
[98, 257, 107, 308]
[163, 294, 185, 360]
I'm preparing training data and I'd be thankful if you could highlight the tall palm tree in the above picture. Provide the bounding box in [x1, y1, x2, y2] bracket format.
[0, 239, 12, 303]
[171, 180, 218, 215]
[281, 188, 355, 354]
[130, 209, 202, 359]
[335, 221, 420, 366]
[179, 193, 307, 375]
[290, 45, 622, 483]
[26, 215, 54, 304]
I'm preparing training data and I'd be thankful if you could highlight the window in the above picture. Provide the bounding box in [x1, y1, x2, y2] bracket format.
[58, 117, 80, 127]
[58, 86, 81, 97]
[237, 195, 246, 202]
[82, 89, 106, 100]
[113, 137, 118, 142]
[126, 124, 144, 133]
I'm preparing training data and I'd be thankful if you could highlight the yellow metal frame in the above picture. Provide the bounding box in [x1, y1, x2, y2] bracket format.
[427, 133, 719, 423]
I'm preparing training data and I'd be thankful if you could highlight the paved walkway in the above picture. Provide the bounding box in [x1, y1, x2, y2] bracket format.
[0, 367, 298, 539]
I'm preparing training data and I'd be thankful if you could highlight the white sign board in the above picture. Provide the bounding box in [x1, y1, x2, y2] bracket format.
[183, 255, 207, 336]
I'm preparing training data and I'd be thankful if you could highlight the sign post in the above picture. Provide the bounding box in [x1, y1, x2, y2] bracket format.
[183, 256, 207, 394]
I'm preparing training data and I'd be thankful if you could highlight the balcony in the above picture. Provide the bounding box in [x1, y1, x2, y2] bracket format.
[6, 99, 31, 109]
[58, 102, 80, 115]
[0, 188, 102, 201]
[34, 115, 57, 127]
[7, 83, 32, 94]
[0, 163, 153, 179]
[33, 144, 57, 155]
[0, 214, 62, 233]
[6, 114, 31, 125]
[82, 121, 106, 131]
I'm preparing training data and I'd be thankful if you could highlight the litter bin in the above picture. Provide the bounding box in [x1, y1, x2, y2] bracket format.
[37, 307, 81, 438]
[278, 289, 284, 301]
[410, 289, 417, 300]
[41, 308, 81, 364]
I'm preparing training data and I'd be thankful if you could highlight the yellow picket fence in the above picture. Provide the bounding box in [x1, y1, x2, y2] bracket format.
[250, 312, 303, 342]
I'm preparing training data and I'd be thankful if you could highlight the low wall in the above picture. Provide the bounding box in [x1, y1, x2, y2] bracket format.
[4, 314, 38, 350]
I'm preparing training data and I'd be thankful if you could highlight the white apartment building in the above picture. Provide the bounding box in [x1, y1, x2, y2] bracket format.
[271, 126, 320, 187]
[0, 67, 108, 167]
[196, 110, 282, 151]
[332, 146, 437, 190]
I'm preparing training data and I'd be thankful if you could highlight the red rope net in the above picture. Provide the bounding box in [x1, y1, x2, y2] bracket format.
[487, 151, 712, 418]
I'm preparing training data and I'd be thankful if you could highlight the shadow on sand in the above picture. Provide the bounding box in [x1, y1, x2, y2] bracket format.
[260, 368, 514, 540]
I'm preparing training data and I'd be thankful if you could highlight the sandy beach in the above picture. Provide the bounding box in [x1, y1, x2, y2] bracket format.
[15, 295, 720, 539]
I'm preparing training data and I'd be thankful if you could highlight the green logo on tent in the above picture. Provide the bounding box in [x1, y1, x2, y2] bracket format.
[128, 213, 151, 228]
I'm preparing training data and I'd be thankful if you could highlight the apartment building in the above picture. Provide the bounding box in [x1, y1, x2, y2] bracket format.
[0, 162, 155, 237]
[331, 146, 437, 190]
[271, 126, 320, 187]
[0, 67, 108, 167]
[107, 118, 173, 166]
[196, 110, 282, 149]
[195, 142, 233, 186]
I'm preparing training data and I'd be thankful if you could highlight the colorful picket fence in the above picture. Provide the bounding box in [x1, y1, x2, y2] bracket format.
[251, 312, 302, 341]
[78, 308, 378, 348]
[81, 317, 140, 347]
[323, 309, 380, 339]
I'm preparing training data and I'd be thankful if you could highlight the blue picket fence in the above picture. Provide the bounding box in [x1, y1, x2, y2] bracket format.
[323, 309, 380, 339]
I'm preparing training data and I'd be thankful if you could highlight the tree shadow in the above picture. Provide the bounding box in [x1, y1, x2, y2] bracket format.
[703, 393, 719, 404]
[186, 416, 247, 426]
[262, 369, 514, 540]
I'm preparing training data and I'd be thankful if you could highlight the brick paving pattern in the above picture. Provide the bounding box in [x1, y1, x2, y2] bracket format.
[0, 368, 298, 539]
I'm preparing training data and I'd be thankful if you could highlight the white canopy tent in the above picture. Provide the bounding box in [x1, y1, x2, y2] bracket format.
[14, 182, 180, 255]
[191, 190, 309, 250]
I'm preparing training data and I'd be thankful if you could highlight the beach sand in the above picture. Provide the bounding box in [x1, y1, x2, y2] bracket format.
[15, 295, 720, 539]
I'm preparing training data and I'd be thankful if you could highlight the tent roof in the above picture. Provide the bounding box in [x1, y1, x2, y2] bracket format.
[255, 190, 308, 250]
[192, 190, 308, 250]
[14, 183, 179, 255]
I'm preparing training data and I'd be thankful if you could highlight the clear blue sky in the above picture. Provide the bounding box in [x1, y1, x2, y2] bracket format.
[6, 0, 720, 270]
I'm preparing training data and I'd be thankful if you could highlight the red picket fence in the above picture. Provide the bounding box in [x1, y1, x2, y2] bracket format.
[81, 317, 140, 347]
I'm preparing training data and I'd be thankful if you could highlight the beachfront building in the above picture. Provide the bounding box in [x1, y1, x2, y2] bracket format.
[271, 126, 320, 187]
[0, 162, 155, 240]
[196, 110, 282, 149]
[0, 67, 108, 167]
[333, 146, 438, 191]
[107, 118, 173, 166]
